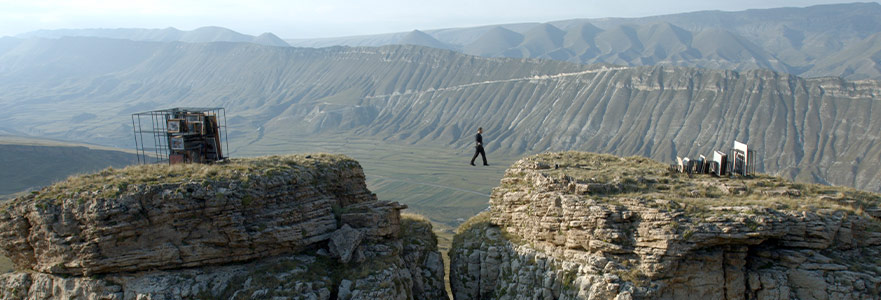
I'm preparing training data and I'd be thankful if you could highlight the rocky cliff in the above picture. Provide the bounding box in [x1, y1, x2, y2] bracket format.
[450, 151, 881, 299]
[0, 154, 446, 299]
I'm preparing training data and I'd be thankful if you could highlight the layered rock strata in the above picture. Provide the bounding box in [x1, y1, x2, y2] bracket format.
[0, 154, 446, 299]
[450, 151, 881, 299]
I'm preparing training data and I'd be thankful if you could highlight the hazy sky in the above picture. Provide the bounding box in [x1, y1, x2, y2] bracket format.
[0, 0, 877, 38]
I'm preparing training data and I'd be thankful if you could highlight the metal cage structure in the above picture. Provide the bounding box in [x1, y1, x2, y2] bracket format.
[131, 107, 229, 164]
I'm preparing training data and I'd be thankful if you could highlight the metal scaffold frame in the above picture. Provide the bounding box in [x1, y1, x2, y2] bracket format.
[131, 107, 228, 164]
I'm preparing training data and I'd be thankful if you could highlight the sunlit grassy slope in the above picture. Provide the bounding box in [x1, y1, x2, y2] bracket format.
[0, 136, 139, 198]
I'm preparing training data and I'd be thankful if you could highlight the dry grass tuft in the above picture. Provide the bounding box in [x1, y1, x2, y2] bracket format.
[455, 211, 492, 235]
[401, 212, 431, 223]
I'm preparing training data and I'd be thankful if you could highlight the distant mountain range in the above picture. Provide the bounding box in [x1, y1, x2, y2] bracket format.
[13, 3, 881, 80]
[16, 26, 290, 47]
[0, 37, 878, 194]
[288, 2, 881, 80]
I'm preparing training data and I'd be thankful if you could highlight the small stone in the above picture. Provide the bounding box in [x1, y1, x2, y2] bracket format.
[328, 224, 365, 264]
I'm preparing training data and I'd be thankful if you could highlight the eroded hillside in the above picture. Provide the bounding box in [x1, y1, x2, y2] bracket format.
[1, 39, 879, 220]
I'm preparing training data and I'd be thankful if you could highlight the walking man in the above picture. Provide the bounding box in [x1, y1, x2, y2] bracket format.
[470, 127, 488, 166]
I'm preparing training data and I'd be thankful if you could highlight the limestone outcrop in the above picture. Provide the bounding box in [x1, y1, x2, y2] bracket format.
[450, 151, 881, 299]
[0, 154, 446, 299]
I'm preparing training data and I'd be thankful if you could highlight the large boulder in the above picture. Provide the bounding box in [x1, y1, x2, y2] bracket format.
[330, 224, 365, 263]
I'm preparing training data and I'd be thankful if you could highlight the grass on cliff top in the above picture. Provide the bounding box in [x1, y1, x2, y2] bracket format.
[455, 211, 492, 235]
[529, 151, 669, 183]
[401, 213, 439, 251]
[17, 153, 355, 204]
[517, 151, 881, 217]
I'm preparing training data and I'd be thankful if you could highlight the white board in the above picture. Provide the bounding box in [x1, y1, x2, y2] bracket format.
[734, 140, 748, 165]
[713, 151, 725, 165]
[713, 150, 726, 175]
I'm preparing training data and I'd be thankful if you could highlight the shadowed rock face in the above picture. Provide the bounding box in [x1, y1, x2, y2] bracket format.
[450, 152, 881, 299]
[0, 154, 447, 299]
